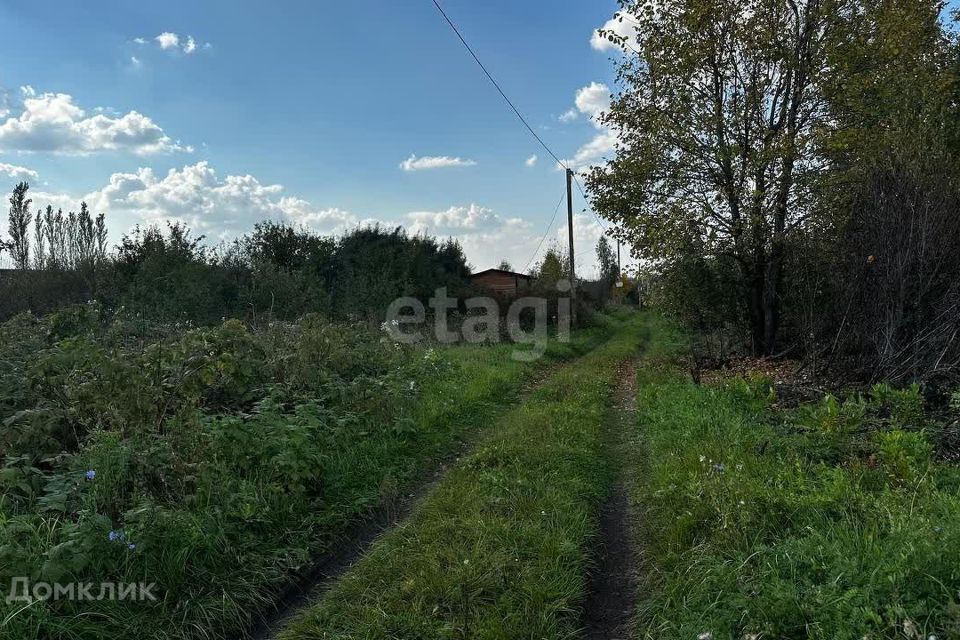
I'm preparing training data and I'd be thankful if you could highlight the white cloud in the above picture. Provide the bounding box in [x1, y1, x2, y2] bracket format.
[155, 32, 180, 50]
[525, 154, 538, 167]
[0, 91, 189, 155]
[575, 82, 611, 127]
[591, 14, 637, 52]
[0, 162, 38, 180]
[399, 154, 477, 171]
[130, 56, 142, 69]
[407, 204, 525, 233]
[560, 83, 617, 171]
[565, 130, 617, 171]
[559, 108, 578, 123]
[133, 37, 147, 45]
[148, 32, 207, 55]
[37, 161, 358, 239]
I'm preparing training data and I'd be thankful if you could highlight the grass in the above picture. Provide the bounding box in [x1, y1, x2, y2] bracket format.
[277, 312, 647, 639]
[0, 308, 618, 640]
[629, 316, 960, 639]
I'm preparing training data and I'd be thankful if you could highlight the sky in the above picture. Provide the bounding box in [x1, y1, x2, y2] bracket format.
[0, 0, 634, 277]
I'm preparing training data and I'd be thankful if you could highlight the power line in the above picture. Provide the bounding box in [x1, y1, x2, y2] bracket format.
[430, 0, 567, 170]
[522, 188, 567, 274]
[429, 0, 615, 261]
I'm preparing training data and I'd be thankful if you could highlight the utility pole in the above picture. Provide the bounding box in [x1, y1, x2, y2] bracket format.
[566, 168, 576, 327]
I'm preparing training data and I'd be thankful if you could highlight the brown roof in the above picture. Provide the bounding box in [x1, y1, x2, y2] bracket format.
[470, 268, 533, 281]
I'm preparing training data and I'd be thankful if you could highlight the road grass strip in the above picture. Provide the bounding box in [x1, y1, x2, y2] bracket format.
[277, 314, 647, 639]
[629, 316, 960, 639]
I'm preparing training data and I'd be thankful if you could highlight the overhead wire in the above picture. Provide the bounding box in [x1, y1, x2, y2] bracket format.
[521, 188, 567, 274]
[429, 0, 613, 267]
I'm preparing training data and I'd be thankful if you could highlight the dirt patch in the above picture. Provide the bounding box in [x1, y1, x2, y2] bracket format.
[582, 360, 640, 640]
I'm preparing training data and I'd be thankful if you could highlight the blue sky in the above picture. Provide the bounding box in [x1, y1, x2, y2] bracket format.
[0, 0, 627, 275]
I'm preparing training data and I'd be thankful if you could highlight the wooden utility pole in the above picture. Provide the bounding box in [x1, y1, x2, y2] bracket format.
[566, 168, 576, 327]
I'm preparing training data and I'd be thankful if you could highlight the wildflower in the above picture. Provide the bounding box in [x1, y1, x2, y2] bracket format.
[698, 633, 713, 640]
[409, 380, 416, 391]
[698, 455, 706, 463]
[128, 543, 137, 551]
[712, 463, 726, 474]
[108, 530, 125, 542]
[85, 470, 96, 481]
[463, 559, 469, 565]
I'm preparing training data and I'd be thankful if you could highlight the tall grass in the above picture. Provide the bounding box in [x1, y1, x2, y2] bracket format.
[0, 305, 616, 640]
[631, 318, 960, 640]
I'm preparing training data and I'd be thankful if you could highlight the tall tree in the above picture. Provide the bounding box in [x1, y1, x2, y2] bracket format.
[7, 182, 32, 270]
[596, 236, 618, 287]
[589, 0, 839, 354]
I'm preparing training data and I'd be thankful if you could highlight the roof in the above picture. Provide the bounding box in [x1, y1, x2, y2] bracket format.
[470, 268, 533, 281]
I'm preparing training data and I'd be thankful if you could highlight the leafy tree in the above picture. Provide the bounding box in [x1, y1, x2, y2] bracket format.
[7, 182, 32, 269]
[496, 259, 513, 271]
[589, 0, 840, 355]
[596, 236, 618, 287]
[534, 246, 568, 290]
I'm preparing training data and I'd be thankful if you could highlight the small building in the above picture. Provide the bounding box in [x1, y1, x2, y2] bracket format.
[470, 268, 533, 297]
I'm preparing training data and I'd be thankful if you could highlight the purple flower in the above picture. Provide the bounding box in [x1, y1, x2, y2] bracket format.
[127, 543, 136, 551]
[85, 470, 96, 481]
[108, 530, 124, 542]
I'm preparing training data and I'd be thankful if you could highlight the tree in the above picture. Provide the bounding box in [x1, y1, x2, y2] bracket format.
[8, 182, 32, 269]
[589, 0, 839, 355]
[596, 236, 618, 287]
[496, 259, 513, 271]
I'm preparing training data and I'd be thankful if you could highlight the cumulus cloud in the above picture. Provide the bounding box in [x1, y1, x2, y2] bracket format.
[407, 204, 526, 233]
[0, 162, 38, 180]
[0, 91, 189, 155]
[575, 82, 611, 126]
[30, 162, 360, 241]
[94, 162, 359, 236]
[591, 14, 637, 52]
[559, 108, 579, 123]
[155, 32, 180, 50]
[561, 82, 617, 171]
[565, 130, 617, 171]
[400, 154, 477, 171]
[525, 154, 538, 167]
[142, 32, 208, 55]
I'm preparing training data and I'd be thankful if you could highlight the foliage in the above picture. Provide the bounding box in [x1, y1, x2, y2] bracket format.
[630, 317, 960, 639]
[7, 181, 31, 270]
[0, 303, 618, 639]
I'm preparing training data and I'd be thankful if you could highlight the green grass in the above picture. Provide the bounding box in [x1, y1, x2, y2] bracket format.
[277, 313, 647, 639]
[630, 317, 960, 640]
[0, 309, 618, 640]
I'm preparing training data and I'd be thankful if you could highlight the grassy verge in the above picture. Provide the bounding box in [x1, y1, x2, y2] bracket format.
[0, 308, 617, 640]
[631, 317, 960, 639]
[278, 313, 646, 639]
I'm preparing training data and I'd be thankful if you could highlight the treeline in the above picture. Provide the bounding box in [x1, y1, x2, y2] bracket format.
[590, 0, 960, 383]
[0, 182, 472, 324]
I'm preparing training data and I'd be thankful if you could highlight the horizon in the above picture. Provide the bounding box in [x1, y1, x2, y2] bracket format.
[0, 0, 636, 277]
